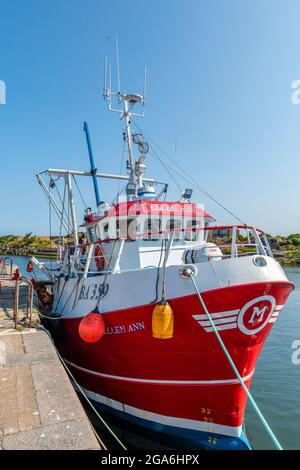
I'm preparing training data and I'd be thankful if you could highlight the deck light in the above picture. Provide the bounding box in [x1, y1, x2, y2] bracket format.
[181, 188, 193, 201]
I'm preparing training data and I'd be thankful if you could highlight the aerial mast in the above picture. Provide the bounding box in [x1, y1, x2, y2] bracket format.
[103, 37, 148, 200]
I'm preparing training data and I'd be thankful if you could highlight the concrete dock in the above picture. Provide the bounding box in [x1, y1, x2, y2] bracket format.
[0, 267, 100, 450]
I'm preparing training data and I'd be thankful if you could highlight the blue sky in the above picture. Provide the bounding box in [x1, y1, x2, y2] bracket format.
[0, 0, 300, 236]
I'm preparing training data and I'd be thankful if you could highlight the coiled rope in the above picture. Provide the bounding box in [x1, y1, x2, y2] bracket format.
[188, 273, 283, 451]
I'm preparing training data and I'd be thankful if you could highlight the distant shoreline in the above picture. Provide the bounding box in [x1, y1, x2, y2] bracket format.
[0, 252, 56, 260]
[1, 233, 300, 266]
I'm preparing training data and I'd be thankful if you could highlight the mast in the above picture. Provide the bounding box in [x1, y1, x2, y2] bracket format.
[83, 121, 101, 208]
[123, 98, 136, 187]
[65, 172, 78, 246]
[103, 43, 147, 200]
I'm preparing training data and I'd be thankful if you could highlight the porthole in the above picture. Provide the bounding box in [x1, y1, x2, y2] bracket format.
[253, 256, 267, 267]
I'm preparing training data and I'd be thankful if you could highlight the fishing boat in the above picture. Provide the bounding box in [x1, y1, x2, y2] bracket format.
[33, 70, 294, 450]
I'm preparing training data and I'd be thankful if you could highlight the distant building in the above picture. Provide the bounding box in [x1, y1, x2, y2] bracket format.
[212, 228, 230, 238]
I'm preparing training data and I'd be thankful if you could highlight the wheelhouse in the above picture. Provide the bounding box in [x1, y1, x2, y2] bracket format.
[80, 200, 215, 272]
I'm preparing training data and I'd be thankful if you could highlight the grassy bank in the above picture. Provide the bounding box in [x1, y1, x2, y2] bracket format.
[0, 233, 56, 258]
[270, 233, 300, 265]
[1, 232, 300, 265]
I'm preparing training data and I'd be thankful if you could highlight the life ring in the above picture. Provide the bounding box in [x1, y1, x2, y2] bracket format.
[94, 244, 105, 271]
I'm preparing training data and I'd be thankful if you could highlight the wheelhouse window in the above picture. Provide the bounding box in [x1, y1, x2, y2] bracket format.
[103, 223, 109, 239]
[116, 218, 137, 241]
[143, 218, 161, 241]
[185, 219, 199, 241]
[165, 218, 181, 241]
[87, 226, 96, 243]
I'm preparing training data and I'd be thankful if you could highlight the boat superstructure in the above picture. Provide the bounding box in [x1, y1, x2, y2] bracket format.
[33, 68, 294, 450]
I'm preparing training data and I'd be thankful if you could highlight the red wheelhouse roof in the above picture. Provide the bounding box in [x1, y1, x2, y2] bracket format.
[81, 200, 215, 227]
[106, 200, 214, 219]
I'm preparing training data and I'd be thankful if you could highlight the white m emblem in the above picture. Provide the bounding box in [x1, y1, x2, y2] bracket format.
[248, 306, 268, 324]
[237, 295, 276, 335]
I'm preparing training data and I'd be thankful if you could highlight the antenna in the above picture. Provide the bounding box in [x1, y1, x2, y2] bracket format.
[102, 36, 149, 199]
[103, 56, 108, 98]
[109, 62, 112, 95]
[143, 66, 147, 105]
[116, 33, 121, 94]
[103, 36, 147, 116]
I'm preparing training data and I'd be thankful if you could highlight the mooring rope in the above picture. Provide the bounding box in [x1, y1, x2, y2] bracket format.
[37, 325, 127, 450]
[37, 311, 62, 321]
[188, 273, 283, 450]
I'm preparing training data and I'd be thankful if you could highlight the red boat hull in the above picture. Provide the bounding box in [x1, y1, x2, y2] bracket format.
[52, 280, 293, 449]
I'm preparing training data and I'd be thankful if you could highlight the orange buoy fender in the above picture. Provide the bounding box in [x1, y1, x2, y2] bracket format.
[79, 307, 105, 343]
[152, 301, 174, 339]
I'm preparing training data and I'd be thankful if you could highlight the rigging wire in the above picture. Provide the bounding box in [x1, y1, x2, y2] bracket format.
[117, 139, 126, 197]
[148, 149, 182, 194]
[111, 184, 127, 205]
[59, 182, 67, 241]
[39, 177, 71, 235]
[39, 183, 68, 233]
[54, 180, 72, 235]
[48, 184, 53, 281]
[72, 174, 87, 209]
[132, 119, 247, 225]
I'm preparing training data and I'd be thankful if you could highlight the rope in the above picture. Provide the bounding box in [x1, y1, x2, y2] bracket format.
[149, 150, 183, 194]
[188, 273, 283, 450]
[55, 179, 72, 234]
[132, 120, 247, 225]
[161, 239, 168, 302]
[36, 325, 127, 450]
[117, 139, 126, 197]
[59, 279, 80, 314]
[72, 175, 87, 209]
[51, 277, 66, 312]
[48, 184, 54, 281]
[38, 311, 62, 321]
[151, 237, 165, 304]
[96, 239, 117, 308]
[58, 182, 67, 240]
[40, 183, 69, 234]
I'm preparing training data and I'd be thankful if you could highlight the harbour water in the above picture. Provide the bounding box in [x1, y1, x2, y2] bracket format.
[245, 266, 300, 450]
[10, 256, 300, 450]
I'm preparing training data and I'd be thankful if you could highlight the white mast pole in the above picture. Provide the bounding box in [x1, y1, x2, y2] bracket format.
[124, 98, 136, 191]
[65, 172, 79, 246]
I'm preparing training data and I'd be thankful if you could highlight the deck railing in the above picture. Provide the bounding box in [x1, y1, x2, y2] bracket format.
[48, 225, 273, 275]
